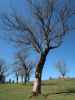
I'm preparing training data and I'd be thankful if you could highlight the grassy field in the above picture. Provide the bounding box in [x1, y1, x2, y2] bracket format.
[0, 79, 75, 100]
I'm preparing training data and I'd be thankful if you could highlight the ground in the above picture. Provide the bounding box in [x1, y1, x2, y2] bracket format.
[0, 79, 75, 100]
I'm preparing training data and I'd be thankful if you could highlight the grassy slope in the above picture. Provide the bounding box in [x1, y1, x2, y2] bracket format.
[0, 79, 75, 100]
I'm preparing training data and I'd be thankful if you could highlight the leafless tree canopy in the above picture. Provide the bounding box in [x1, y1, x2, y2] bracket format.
[1, 0, 75, 56]
[55, 60, 68, 78]
[13, 52, 34, 83]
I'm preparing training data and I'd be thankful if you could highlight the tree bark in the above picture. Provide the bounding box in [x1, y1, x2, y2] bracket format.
[16, 74, 18, 84]
[21, 75, 23, 84]
[24, 75, 27, 84]
[32, 49, 49, 95]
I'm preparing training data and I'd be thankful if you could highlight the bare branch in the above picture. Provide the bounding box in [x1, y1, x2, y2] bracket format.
[55, 59, 68, 78]
[1, 0, 75, 60]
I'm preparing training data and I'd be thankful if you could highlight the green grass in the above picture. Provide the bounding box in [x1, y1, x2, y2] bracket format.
[0, 79, 75, 100]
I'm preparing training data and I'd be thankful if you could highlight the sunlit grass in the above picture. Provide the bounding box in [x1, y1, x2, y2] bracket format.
[0, 79, 75, 100]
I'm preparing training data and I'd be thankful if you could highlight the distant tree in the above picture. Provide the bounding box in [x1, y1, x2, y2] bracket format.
[18, 67, 24, 84]
[12, 80, 15, 84]
[1, 0, 75, 95]
[55, 60, 68, 79]
[15, 71, 19, 84]
[0, 58, 7, 83]
[9, 78, 11, 84]
[14, 52, 34, 84]
[49, 76, 52, 80]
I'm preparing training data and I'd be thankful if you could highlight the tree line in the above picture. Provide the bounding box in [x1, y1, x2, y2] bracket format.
[0, 56, 69, 84]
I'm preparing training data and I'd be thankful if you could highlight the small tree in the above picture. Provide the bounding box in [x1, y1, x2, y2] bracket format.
[55, 60, 68, 79]
[0, 58, 6, 83]
[15, 71, 19, 84]
[1, 0, 75, 95]
[14, 52, 34, 84]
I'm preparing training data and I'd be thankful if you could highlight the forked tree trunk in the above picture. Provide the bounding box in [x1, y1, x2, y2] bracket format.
[32, 49, 49, 96]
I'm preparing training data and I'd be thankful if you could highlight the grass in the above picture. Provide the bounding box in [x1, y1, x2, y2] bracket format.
[0, 79, 75, 100]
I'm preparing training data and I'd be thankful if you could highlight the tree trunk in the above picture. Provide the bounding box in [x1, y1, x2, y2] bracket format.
[17, 76, 18, 84]
[24, 76, 26, 84]
[32, 49, 49, 96]
[62, 75, 65, 80]
[21, 75, 23, 84]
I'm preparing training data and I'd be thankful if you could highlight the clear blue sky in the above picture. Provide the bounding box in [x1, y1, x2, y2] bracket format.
[0, 0, 75, 81]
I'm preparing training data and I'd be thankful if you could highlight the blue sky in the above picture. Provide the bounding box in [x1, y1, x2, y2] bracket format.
[0, 0, 75, 81]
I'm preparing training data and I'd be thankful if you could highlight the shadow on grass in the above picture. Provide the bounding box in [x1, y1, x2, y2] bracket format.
[29, 88, 75, 99]
[42, 83, 57, 86]
[42, 88, 75, 98]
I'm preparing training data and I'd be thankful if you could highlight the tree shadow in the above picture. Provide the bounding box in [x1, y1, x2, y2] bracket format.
[42, 83, 57, 86]
[29, 88, 75, 99]
[43, 88, 75, 98]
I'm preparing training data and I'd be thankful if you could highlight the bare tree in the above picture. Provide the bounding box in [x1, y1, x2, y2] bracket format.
[55, 60, 68, 79]
[0, 58, 7, 83]
[14, 52, 34, 84]
[1, 0, 75, 95]
[15, 71, 19, 84]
